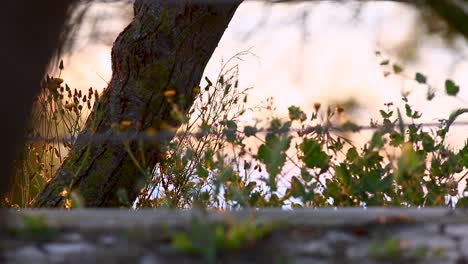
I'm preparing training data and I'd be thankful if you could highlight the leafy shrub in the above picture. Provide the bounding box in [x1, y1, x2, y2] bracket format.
[3, 54, 468, 209]
[139, 54, 468, 209]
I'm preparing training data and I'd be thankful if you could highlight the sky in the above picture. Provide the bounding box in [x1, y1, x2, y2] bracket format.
[60, 1, 468, 148]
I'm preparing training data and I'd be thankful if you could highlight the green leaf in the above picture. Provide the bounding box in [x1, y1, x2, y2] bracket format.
[380, 59, 389, 65]
[222, 120, 237, 143]
[397, 109, 405, 135]
[445, 79, 459, 96]
[218, 167, 235, 183]
[243, 126, 257, 137]
[288, 105, 307, 122]
[379, 110, 393, 118]
[362, 170, 381, 193]
[290, 176, 305, 198]
[405, 104, 422, 119]
[389, 132, 404, 147]
[369, 131, 384, 149]
[300, 167, 312, 182]
[197, 164, 209, 178]
[300, 138, 330, 171]
[200, 191, 210, 201]
[396, 143, 423, 182]
[421, 133, 435, 152]
[460, 144, 468, 167]
[257, 134, 291, 189]
[392, 64, 403, 73]
[415, 72, 426, 84]
[222, 120, 237, 130]
[405, 104, 412, 118]
[346, 148, 359, 162]
[335, 163, 351, 186]
[430, 159, 442, 177]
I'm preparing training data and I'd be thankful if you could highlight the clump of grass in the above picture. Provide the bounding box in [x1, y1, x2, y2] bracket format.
[1, 61, 99, 208]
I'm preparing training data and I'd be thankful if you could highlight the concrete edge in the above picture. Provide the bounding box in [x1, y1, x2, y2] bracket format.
[3, 208, 467, 230]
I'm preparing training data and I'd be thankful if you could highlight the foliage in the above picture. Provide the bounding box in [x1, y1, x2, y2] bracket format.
[141, 53, 468, 209]
[3, 53, 468, 209]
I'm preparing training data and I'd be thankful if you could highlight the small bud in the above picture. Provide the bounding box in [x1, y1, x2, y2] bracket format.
[164, 90, 176, 97]
[145, 127, 157, 137]
[65, 102, 75, 110]
[59, 188, 69, 197]
[119, 120, 132, 131]
[336, 105, 344, 114]
[313, 102, 321, 111]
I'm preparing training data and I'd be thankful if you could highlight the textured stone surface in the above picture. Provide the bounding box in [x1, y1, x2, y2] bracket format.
[1, 208, 468, 263]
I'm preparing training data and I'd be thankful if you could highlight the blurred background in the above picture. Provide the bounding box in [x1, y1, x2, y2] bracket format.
[60, 0, 468, 148]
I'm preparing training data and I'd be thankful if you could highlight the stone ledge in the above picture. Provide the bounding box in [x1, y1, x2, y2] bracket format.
[1, 208, 468, 264]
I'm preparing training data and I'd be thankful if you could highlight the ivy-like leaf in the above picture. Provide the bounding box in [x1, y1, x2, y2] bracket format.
[243, 126, 257, 137]
[222, 120, 237, 143]
[257, 134, 291, 189]
[290, 176, 305, 198]
[421, 132, 435, 152]
[362, 170, 381, 194]
[288, 105, 307, 122]
[300, 167, 313, 182]
[379, 110, 393, 118]
[346, 148, 359, 162]
[300, 138, 330, 171]
[392, 64, 403, 73]
[369, 131, 384, 149]
[415, 72, 426, 84]
[445, 79, 459, 96]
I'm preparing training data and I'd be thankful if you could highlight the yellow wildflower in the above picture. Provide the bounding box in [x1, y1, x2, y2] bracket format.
[164, 89, 176, 97]
[313, 102, 321, 111]
[120, 120, 132, 131]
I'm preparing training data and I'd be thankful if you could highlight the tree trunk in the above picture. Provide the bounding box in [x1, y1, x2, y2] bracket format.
[427, 0, 468, 40]
[33, 0, 241, 207]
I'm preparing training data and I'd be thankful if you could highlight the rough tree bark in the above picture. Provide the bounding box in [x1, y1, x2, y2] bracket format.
[33, 0, 241, 207]
[427, 0, 468, 40]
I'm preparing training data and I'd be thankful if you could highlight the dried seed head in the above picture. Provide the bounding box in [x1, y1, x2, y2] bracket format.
[314, 102, 321, 111]
[336, 105, 344, 114]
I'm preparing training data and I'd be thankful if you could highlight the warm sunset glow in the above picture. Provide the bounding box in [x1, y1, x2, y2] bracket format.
[61, 1, 468, 147]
